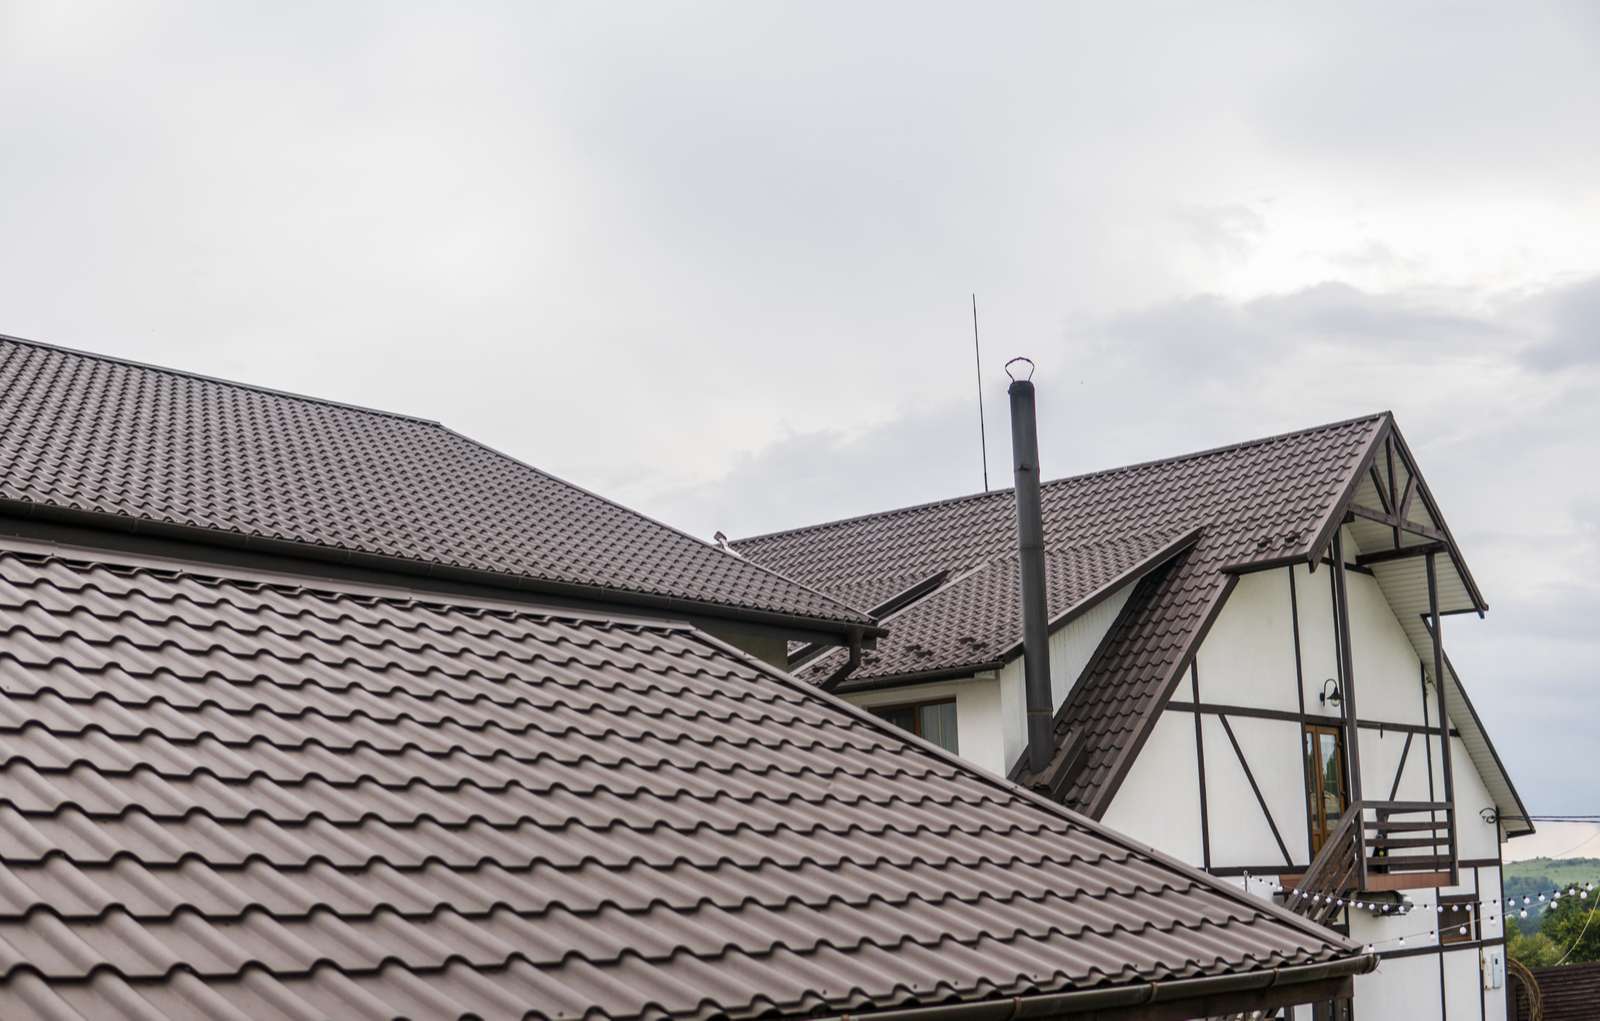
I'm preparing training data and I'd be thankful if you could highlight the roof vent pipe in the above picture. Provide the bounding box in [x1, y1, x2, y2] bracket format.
[1006, 358, 1054, 774]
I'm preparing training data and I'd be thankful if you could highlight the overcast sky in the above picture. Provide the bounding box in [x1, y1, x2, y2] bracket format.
[3, 2, 1597, 815]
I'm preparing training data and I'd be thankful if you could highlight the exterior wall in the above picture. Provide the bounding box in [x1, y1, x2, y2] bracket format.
[843, 673, 1008, 776]
[1113, 525, 1515, 1021]
[1099, 709, 1204, 863]
[839, 574, 1137, 780]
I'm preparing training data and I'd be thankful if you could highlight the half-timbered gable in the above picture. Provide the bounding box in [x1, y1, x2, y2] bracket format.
[737, 410, 1531, 1021]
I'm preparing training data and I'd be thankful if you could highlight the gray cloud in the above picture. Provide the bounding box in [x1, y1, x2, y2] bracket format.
[1, 1, 1597, 812]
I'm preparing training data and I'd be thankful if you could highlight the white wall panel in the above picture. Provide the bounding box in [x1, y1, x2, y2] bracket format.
[1201, 714, 1298, 867]
[1356, 952, 1444, 1021]
[1101, 710, 1204, 865]
[1346, 570, 1428, 727]
[1442, 947, 1483, 1020]
[1194, 569, 1301, 713]
[1476, 867, 1503, 941]
[1450, 737, 1501, 861]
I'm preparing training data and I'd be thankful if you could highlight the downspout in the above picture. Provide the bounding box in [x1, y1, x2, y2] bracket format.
[1006, 358, 1055, 774]
[822, 629, 863, 690]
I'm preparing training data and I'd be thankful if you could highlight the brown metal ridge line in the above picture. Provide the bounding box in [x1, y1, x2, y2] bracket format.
[0, 498, 885, 641]
[0, 330, 443, 425]
[1303, 414, 1393, 573]
[686, 626, 1368, 957]
[814, 958, 1377, 1021]
[434, 424, 882, 630]
[831, 660, 1009, 695]
[733, 413, 1391, 549]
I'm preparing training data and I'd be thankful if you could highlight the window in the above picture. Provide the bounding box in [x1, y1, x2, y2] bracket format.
[1304, 725, 1348, 855]
[1439, 895, 1479, 944]
[869, 699, 959, 754]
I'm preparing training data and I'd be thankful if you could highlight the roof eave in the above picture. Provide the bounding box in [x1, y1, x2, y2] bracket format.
[0, 498, 884, 643]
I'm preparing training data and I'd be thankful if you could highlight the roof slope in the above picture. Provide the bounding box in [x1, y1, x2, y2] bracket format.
[737, 415, 1388, 814]
[0, 542, 1362, 1019]
[799, 528, 1199, 688]
[0, 336, 868, 633]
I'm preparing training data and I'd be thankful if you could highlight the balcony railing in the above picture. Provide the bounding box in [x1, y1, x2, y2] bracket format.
[1284, 800, 1455, 925]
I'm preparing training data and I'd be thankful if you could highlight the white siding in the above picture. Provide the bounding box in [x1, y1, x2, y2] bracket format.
[1194, 569, 1301, 713]
[1442, 948, 1482, 1019]
[1200, 714, 1299, 867]
[1346, 568, 1429, 727]
[1100, 711, 1204, 864]
[1355, 953, 1443, 1021]
[1449, 737, 1502, 861]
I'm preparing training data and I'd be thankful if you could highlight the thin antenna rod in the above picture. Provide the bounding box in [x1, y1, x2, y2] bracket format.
[972, 293, 989, 492]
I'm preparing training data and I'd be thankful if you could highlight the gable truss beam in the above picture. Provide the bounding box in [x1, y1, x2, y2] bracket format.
[1345, 503, 1446, 543]
[1354, 541, 1447, 567]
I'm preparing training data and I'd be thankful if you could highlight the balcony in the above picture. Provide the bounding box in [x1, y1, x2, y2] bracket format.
[1283, 800, 1456, 927]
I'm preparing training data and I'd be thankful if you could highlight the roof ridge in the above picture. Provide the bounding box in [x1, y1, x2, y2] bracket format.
[0, 331, 443, 427]
[434, 425, 878, 628]
[732, 412, 1391, 549]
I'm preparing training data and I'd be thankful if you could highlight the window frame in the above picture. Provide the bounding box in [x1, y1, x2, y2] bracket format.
[867, 697, 959, 754]
[1438, 894, 1480, 944]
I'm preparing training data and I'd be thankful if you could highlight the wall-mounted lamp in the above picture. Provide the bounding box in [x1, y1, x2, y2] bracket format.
[1320, 678, 1343, 709]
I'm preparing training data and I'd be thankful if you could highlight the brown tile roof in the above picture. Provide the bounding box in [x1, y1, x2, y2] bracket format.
[0, 336, 871, 634]
[0, 541, 1364, 1019]
[735, 415, 1387, 814]
[799, 528, 1200, 688]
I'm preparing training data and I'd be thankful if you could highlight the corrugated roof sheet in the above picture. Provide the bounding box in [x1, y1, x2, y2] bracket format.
[0, 336, 869, 632]
[736, 415, 1387, 814]
[1516, 961, 1600, 1020]
[0, 542, 1360, 1019]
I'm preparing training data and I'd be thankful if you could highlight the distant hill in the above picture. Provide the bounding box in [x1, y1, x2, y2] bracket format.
[1503, 858, 1600, 934]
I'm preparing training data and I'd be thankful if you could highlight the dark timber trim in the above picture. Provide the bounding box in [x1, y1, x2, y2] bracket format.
[1354, 541, 1446, 567]
[1427, 551, 1461, 886]
[1163, 701, 1459, 737]
[1387, 732, 1415, 802]
[1290, 565, 1315, 864]
[1193, 662, 1212, 870]
[1218, 714, 1293, 867]
[1330, 530, 1364, 807]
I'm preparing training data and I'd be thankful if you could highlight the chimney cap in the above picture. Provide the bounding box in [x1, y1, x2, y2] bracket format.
[1004, 356, 1035, 382]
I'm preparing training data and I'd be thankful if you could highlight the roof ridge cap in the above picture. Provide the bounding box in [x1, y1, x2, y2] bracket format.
[0, 331, 443, 427]
[733, 412, 1390, 548]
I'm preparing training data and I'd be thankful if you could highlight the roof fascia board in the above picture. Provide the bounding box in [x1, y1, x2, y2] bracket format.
[685, 625, 1369, 960]
[1303, 415, 1393, 571]
[0, 504, 871, 645]
[1086, 571, 1241, 820]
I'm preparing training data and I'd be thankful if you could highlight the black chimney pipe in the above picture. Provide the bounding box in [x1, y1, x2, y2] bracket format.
[1007, 360, 1054, 774]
